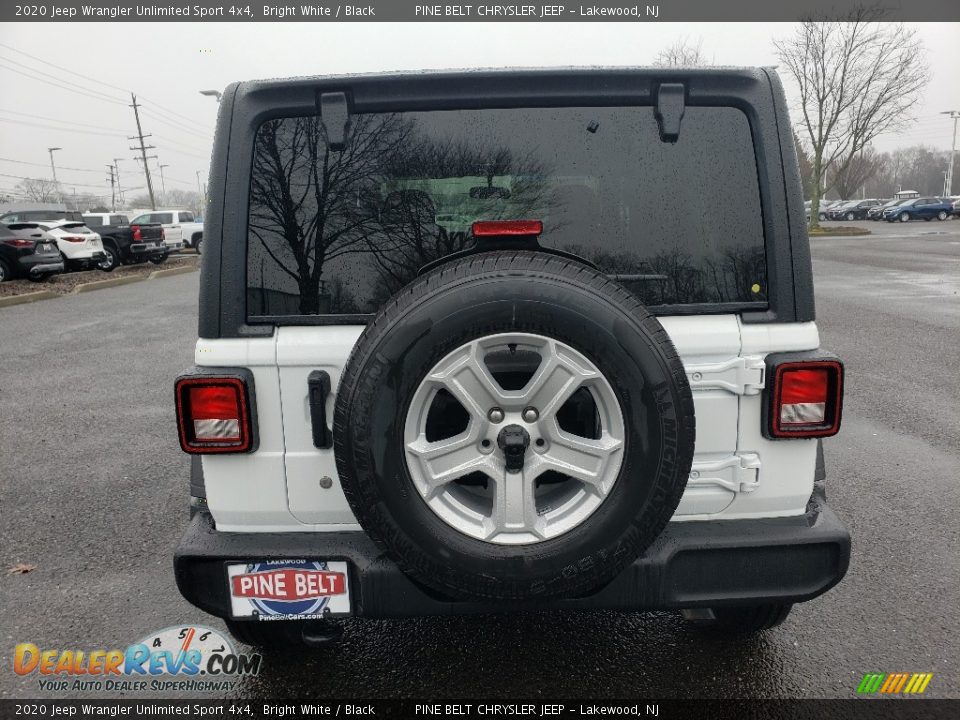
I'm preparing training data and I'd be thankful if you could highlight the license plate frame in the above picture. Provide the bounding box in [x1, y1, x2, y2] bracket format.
[226, 560, 351, 620]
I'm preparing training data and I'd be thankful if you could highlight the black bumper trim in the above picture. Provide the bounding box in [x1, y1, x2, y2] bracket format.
[174, 498, 850, 619]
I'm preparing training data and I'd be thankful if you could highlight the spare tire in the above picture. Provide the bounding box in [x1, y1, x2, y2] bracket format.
[333, 252, 695, 600]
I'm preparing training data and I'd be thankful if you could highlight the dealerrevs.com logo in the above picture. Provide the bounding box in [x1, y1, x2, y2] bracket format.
[13, 626, 261, 693]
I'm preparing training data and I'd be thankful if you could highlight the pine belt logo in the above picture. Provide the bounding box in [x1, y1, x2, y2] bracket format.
[13, 626, 261, 693]
[227, 559, 351, 619]
[856, 672, 933, 695]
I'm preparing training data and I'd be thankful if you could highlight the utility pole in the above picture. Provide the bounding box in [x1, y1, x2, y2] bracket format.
[112, 158, 124, 207]
[128, 93, 157, 210]
[941, 111, 959, 197]
[107, 164, 116, 211]
[158, 163, 169, 205]
[47, 147, 62, 202]
[195, 170, 204, 209]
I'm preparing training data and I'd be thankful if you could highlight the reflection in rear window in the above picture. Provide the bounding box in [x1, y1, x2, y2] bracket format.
[246, 106, 767, 317]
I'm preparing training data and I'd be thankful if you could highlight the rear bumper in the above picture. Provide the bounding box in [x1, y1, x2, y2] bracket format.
[129, 242, 167, 256]
[174, 490, 850, 620]
[17, 257, 64, 276]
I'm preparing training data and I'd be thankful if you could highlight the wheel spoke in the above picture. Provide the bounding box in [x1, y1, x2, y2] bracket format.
[522, 340, 597, 413]
[540, 426, 623, 494]
[406, 433, 487, 494]
[486, 460, 544, 540]
[428, 342, 506, 418]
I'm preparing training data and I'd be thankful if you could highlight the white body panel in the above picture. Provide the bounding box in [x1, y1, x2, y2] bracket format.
[38, 222, 103, 260]
[197, 317, 821, 532]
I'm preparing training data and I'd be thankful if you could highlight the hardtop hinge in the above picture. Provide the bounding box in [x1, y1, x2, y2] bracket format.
[686, 355, 765, 396]
[688, 453, 761, 494]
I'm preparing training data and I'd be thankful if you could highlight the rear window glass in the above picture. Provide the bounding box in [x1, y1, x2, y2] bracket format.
[84, 215, 103, 227]
[60, 223, 94, 234]
[246, 106, 767, 318]
[111, 215, 129, 225]
[179, 211, 194, 222]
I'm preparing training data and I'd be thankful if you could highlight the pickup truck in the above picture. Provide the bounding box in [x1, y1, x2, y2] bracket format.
[129, 209, 203, 254]
[81, 213, 166, 270]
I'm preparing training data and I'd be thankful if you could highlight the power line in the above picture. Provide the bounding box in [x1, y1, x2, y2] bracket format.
[0, 41, 213, 131]
[0, 41, 130, 94]
[140, 108, 213, 140]
[0, 117, 126, 138]
[0, 58, 128, 106]
[0, 156, 105, 174]
[0, 107, 128, 133]
[0, 171, 109, 190]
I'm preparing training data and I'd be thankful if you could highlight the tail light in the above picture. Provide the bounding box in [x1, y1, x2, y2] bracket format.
[2, 238, 34, 249]
[472, 220, 543, 237]
[132, 225, 142, 241]
[765, 355, 844, 439]
[62, 236, 85, 243]
[175, 375, 256, 453]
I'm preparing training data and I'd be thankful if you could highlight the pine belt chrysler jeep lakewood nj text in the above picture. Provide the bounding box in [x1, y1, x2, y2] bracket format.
[173, 68, 850, 648]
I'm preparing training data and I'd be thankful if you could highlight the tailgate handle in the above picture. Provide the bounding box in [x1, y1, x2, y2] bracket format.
[307, 370, 332, 449]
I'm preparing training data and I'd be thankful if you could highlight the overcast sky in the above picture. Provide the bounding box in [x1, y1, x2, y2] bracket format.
[1, 22, 957, 206]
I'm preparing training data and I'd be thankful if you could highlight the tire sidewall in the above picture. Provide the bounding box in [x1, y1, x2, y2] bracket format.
[336, 269, 693, 599]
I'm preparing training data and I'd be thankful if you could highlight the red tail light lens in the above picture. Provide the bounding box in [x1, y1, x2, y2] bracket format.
[175, 377, 253, 453]
[769, 361, 843, 438]
[62, 236, 85, 243]
[472, 220, 543, 237]
[2, 238, 33, 248]
[132, 225, 142, 241]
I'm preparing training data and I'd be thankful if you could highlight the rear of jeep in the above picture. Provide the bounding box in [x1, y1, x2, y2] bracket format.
[174, 68, 850, 648]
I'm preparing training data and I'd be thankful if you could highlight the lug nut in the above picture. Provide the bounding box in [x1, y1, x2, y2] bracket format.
[488, 407, 505, 423]
[522, 407, 539, 423]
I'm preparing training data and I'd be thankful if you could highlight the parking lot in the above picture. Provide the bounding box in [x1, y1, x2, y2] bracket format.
[1, 220, 958, 700]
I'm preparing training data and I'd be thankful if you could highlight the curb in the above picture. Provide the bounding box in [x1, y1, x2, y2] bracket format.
[0, 290, 57, 308]
[148, 264, 199, 280]
[72, 275, 147, 294]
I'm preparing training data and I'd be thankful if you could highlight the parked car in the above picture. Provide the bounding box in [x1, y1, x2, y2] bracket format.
[173, 67, 850, 649]
[883, 197, 954, 222]
[816, 200, 843, 221]
[35, 220, 107, 270]
[951, 196, 960, 218]
[82, 213, 166, 270]
[827, 199, 882, 221]
[0, 222, 64, 282]
[129, 209, 203, 254]
[867, 198, 907, 220]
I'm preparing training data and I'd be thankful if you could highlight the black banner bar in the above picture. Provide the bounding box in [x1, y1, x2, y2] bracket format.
[3, 0, 959, 23]
[1, 700, 960, 720]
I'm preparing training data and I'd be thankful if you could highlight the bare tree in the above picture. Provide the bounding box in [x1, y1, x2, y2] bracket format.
[248, 113, 414, 314]
[830, 146, 884, 199]
[794, 130, 815, 200]
[15, 178, 62, 203]
[653, 37, 708, 67]
[775, 7, 929, 227]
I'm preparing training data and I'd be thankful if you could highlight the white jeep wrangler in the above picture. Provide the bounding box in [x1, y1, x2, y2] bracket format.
[174, 68, 849, 648]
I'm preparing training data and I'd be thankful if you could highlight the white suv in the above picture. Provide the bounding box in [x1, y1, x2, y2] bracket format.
[36, 220, 107, 271]
[174, 68, 850, 649]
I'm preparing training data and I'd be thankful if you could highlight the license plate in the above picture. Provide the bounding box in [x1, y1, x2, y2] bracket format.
[227, 560, 351, 619]
[39, 243, 53, 253]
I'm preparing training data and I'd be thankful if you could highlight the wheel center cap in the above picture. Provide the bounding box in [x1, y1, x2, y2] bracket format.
[497, 424, 530, 473]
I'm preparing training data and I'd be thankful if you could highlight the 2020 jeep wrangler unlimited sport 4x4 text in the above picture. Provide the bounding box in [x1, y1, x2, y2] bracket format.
[173, 68, 850, 648]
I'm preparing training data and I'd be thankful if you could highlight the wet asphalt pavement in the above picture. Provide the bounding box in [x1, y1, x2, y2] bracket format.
[1, 220, 958, 700]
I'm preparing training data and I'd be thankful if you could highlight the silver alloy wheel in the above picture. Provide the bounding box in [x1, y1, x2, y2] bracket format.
[938, 211, 948, 221]
[404, 333, 625, 545]
[98, 248, 116, 271]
